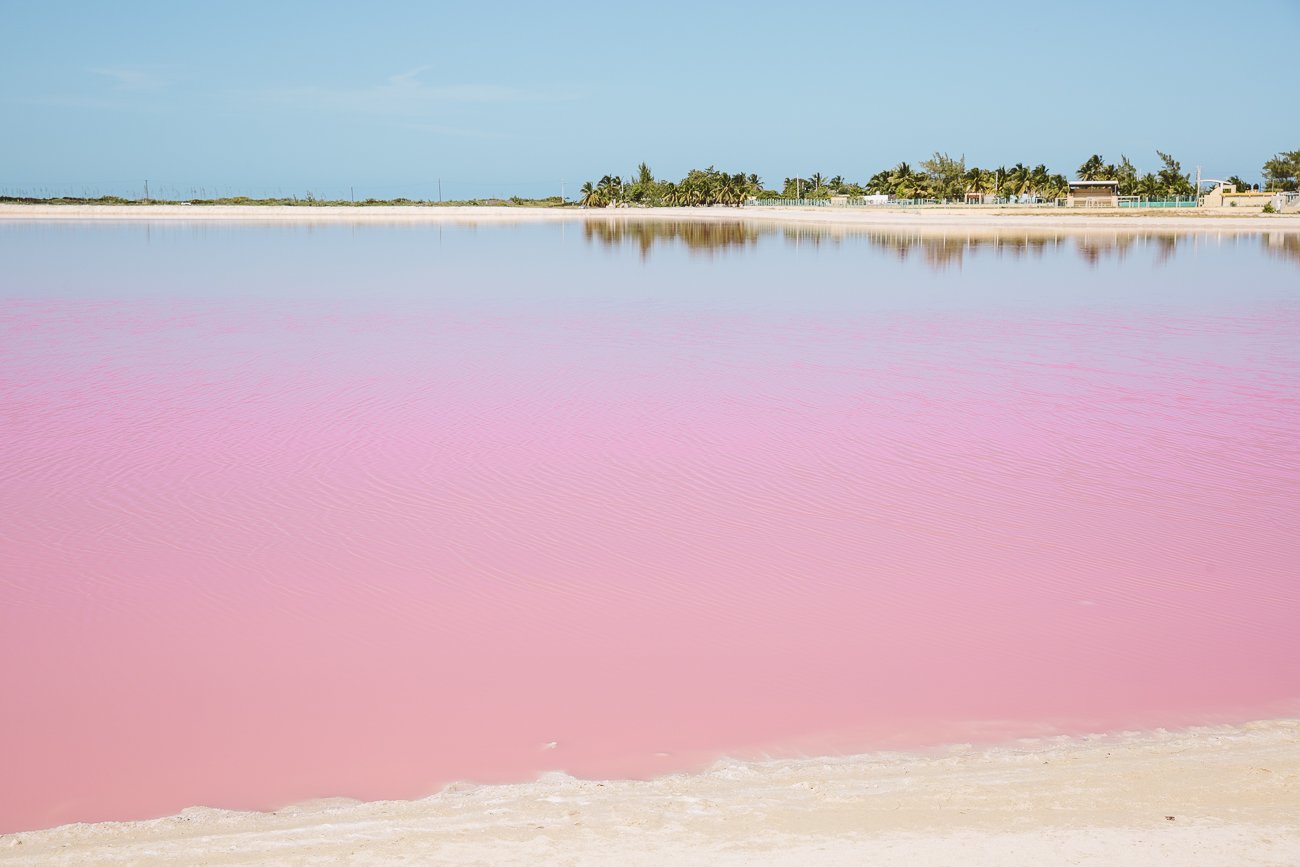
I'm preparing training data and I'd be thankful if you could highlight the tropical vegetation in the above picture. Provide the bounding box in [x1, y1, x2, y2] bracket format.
[865, 156, 1070, 201]
[579, 164, 761, 208]
[578, 150, 1295, 207]
[1262, 150, 1300, 191]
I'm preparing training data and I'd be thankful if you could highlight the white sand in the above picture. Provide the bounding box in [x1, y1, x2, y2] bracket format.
[1, 203, 1298, 233]
[3, 719, 1297, 866]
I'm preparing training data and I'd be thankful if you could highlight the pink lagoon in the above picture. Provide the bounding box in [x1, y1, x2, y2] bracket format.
[2, 218, 1299, 834]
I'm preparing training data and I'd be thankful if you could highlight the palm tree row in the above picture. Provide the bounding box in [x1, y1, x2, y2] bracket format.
[580, 164, 761, 208]
[580, 149, 1290, 207]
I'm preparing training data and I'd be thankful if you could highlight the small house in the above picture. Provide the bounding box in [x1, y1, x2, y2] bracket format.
[1067, 180, 1119, 208]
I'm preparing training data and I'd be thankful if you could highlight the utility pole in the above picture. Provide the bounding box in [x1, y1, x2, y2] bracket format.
[143, 179, 149, 202]
[438, 178, 442, 203]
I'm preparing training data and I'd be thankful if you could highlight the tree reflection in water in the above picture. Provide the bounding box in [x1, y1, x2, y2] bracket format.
[580, 217, 1300, 269]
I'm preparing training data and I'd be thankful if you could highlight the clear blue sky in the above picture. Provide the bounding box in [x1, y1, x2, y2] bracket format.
[3, 0, 1297, 199]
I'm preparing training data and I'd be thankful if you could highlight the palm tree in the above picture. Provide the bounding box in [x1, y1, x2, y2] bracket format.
[912, 170, 933, 199]
[1044, 173, 1069, 200]
[886, 162, 912, 197]
[1115, 155, 1139, 196]
[980, 168, 997, 196]
[865, 170, 892, 195]
[892, 165, 930, 200]
[1077, 154, 1108, 181]
[720, 173, 741, 206]
[1005, 163, 1031, 199]
[991, 165, 1009, 199]
[596, 174, 621, 206]
[1028, 164, 1051, 200]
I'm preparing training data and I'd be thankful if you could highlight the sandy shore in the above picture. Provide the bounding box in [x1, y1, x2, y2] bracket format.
[1, 203, 1298, 233]
[3, 719, 1296, 866]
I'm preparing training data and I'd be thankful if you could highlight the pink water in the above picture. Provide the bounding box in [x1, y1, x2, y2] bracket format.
[2, 221, 1298, 833]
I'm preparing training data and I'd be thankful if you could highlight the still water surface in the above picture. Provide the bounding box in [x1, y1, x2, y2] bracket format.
[2, 219, 1298, 832]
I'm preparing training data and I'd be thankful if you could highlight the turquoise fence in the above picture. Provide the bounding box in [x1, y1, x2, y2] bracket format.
[747, 195, 1205, 209]
[1118, 197, 1198, 208]
[749, 197, 946, 207]
[747, 197, 1067, 208]
[750, 198, 832, 207]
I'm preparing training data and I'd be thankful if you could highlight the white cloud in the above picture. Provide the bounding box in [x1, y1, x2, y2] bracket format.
[400, 122, 505, 139]
[258, 67, 578, 116]
[90, 67, 167, 91]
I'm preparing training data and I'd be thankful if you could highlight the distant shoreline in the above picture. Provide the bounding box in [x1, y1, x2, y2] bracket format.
[2, 203, 1298, 233]
[3, 718, 1297, 865]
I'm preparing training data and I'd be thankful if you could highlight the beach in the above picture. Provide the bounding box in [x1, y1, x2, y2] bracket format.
[2, 203, 1298, 232]
[2, 720, 1296, 866]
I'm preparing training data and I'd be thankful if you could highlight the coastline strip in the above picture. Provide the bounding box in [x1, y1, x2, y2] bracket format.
[3, 719, 1297, 866]
[2, 203, 1299, 233]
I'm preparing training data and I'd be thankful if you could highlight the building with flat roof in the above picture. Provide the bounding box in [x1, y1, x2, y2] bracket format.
[1067, 180, 1119, 208]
